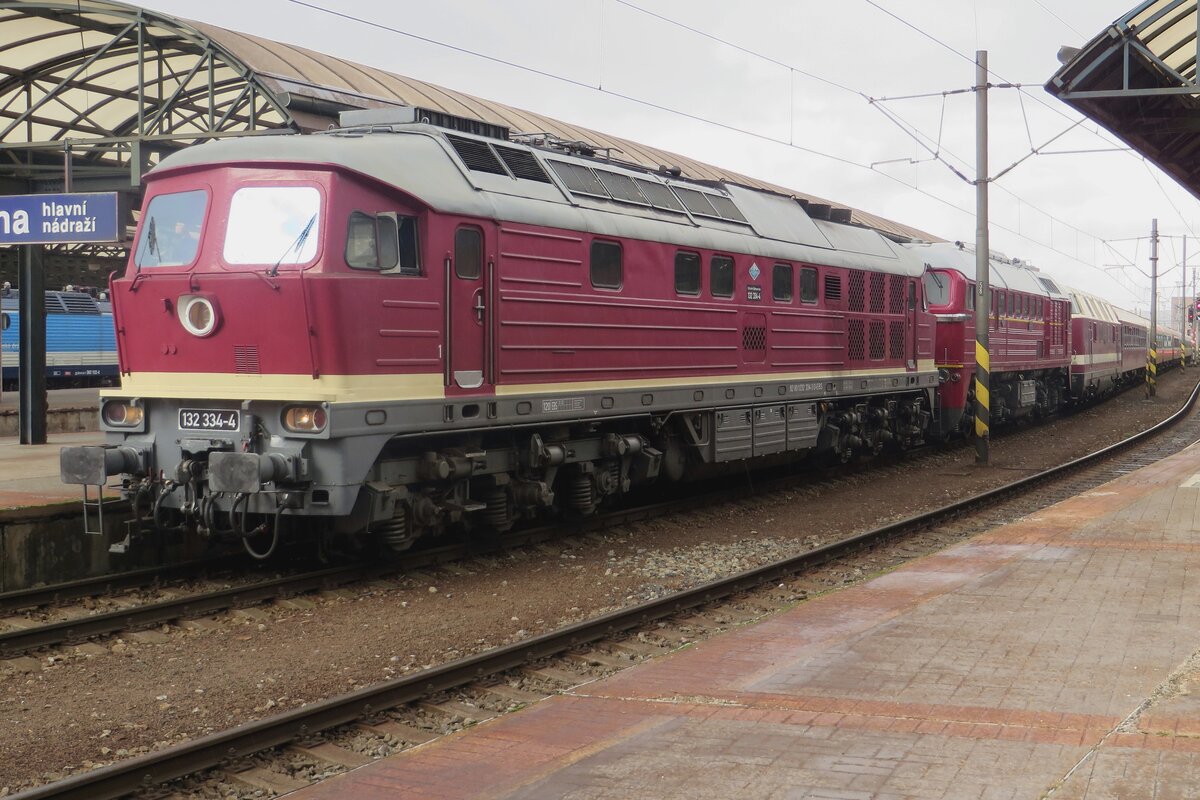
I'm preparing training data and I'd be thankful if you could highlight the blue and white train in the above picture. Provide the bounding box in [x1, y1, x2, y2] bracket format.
[0, 290, 118, 389]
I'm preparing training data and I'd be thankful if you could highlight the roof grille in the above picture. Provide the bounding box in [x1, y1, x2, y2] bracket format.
[52, 292, 99, 314]
[634, 178, 686, 212]
[1037, 277, 1061, 294]
[493, 145, 551, 182]
[446, 134, 508, 175]
[671, 186, 719, 218]
[595, 170, 648, 204]
[548, 160, 608, 196]
[707, 194, 747, 223]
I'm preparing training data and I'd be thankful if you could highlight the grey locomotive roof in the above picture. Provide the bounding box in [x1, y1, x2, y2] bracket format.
[906, 241, 1069, 300]
[153, 125, 926, 278]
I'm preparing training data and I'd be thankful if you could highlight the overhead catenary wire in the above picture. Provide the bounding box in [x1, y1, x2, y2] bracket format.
[280, 0, 1153, 292]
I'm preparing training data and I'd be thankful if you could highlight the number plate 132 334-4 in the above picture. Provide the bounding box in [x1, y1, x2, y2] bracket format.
[178, 408, 240, 432]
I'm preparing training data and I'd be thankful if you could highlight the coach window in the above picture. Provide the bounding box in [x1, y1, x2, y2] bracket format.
[675, 251, 701, 295]
[710, 255, 734, 298]
[800, 267, 818, 303]
[454, 226, 483, 279]
[773, 263, 793, 302]
[591, 240, 623, 289]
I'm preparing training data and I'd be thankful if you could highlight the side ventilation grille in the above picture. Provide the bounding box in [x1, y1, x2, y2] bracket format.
[742, 325, 766, 351]
[848, 319, 865, 361]
[849, 271, 865, 313]
[869, 273, 885, 314]
[824, 275, 842, 303]
[888, 276, 905, 314]
[869, 320, 885, 360]
[234, 345, 261, 374]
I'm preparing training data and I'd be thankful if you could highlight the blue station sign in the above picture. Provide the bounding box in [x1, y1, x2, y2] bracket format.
[0, 192, 119, 245]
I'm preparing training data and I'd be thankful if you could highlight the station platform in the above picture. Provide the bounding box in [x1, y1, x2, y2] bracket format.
[0, 431, 101, 514]
[0, 387, 99, 438]
[289, 443, 1200, 799]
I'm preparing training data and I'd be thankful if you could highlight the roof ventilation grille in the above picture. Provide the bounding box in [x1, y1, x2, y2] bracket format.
[493, 145, 551, 182]
[445, 134, 508, 175]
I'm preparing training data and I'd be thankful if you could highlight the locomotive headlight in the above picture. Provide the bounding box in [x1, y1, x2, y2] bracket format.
[283, 405, 327, 433]
[177, 294, 219, 337]
[102, 400, 144, 427]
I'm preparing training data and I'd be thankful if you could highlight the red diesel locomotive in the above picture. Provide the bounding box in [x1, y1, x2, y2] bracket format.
[61, 109, 942, 556]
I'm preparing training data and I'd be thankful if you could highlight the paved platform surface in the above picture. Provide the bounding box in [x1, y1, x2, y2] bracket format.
[0, 431, 103, 513]
[0, 387, 99, 412]
[289, 444, 1200, 799]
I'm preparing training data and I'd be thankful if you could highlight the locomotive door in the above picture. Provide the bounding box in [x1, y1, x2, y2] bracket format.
[447, 224, 490, 392]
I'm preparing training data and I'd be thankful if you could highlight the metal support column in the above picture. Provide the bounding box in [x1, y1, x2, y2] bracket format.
[1148, 218, 1158, 398]
[18, 245, 46, 444]
[974, 50, 991, 464]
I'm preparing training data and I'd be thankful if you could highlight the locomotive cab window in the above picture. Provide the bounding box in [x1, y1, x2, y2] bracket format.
[922, 271, 949, 307]
[591, 240, 623, 289]
[454, 227, 483, 279]
[675, 251, 701, 295]
[710, 255, 734, 298]
[773, 263, 793, 302]
[224, 186, 321, 266]
[347, 213, 419, 274]
[134, 189, 208, 268]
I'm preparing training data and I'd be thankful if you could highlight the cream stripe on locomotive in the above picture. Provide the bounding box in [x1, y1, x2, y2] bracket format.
[1070, 353, 1121, 367]
[106, 361, 938, 403]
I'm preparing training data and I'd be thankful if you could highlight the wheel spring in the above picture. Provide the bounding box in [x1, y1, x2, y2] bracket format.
[569, 473, 595, 513]
[484, 489, 512, 530]
[377, 506, 411, 552]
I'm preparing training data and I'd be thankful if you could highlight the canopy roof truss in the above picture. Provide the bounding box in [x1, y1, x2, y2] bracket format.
[0, 1, 290, 189]
[1048, 0, 1200, 198]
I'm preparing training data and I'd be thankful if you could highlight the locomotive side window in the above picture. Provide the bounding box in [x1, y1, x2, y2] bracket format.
[710, 256, 734, 298]
[675, 251, 701, 295]
[454, 227, 483, 279]
[799, 268, 818, 303]
[773, 264, 793, 302]
[394, 216, 420, 275]
[346, 212, 400, 271]
[590, 240, 623, 289]
[225, 186, 320, 265]
[134, 189, 208, 268]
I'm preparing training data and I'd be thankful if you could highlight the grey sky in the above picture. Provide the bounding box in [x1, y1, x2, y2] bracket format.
[135, 0, 1193, 315]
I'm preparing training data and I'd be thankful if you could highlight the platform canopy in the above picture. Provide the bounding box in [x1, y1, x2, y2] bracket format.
[0, 0, 935, 242]
[1047, 0, 1200, 199]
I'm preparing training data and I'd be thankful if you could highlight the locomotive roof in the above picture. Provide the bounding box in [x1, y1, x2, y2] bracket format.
[1064, 286, 1125, 325]
[153, 126, 927, 277]
[902, 241, 1069, 300]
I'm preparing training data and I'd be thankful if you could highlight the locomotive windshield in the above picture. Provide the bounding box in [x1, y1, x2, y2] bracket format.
[922, 270, 950, 307]
[224, 186, 321, 266]
[133, 189, 207, 268]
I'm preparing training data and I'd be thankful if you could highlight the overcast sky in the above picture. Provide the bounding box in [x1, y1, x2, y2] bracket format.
[134, 0, 1197, 317]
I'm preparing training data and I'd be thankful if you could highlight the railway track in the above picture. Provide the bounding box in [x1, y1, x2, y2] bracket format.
[0, 371, 1163, 658]
[12, 378, 1200, 800]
